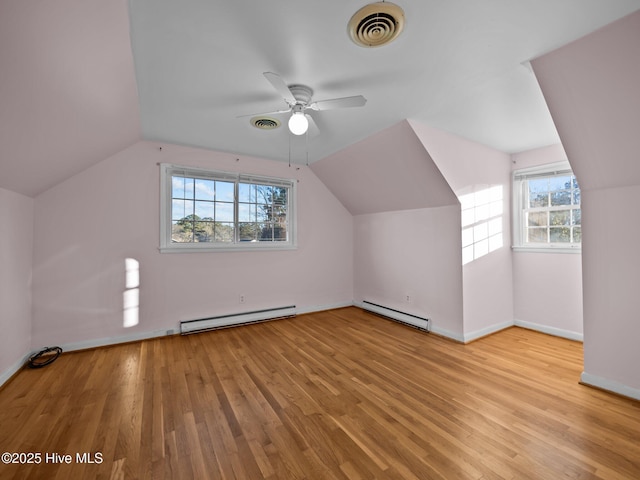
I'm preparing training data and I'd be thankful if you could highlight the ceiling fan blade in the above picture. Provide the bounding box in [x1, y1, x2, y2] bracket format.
[263, 72, 297, 105]
[309, 95, 367, 111]
[236, 108, 291, 118]
[306, 113, 320, 137]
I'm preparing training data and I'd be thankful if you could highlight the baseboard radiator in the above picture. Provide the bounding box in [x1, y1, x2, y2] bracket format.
[361, 301, 430, 332]
[180, 305, 296, 335]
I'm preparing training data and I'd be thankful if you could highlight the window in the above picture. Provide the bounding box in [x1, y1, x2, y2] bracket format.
[160, 164, 296, 252]
[512, 161, 581, 252]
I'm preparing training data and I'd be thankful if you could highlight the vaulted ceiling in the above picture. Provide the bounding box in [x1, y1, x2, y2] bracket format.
[1, 0, 639, 197]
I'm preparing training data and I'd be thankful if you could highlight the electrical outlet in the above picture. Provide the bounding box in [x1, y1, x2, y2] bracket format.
[239, 294, 246, 304]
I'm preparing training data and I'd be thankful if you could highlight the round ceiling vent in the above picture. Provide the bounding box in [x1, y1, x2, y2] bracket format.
[348, 2, 405, 48]
[250, 116, 281, 130]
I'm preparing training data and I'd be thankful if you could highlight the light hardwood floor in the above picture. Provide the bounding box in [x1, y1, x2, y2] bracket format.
[0, 307, 639, 479]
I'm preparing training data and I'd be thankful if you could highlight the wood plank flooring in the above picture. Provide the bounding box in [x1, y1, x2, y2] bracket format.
[0, 307, 639, 479]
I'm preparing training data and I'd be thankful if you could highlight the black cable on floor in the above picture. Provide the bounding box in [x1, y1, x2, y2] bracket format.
[27, 346, 63, 368]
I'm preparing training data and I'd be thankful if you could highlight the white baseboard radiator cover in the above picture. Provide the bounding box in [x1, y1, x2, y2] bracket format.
[361, 301, 430, 332]
[180, 305, 296, 335]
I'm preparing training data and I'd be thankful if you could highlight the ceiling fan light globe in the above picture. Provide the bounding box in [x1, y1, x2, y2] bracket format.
[288, 112, 309, 135]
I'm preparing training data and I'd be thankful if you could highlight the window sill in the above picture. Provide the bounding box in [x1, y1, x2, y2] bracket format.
[512, 245, 581, 254]
[160, 243, 297, 253]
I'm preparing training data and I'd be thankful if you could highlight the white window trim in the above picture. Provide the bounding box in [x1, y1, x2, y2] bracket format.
[512, 161, 581, 254]
[160, 163, 297, 253]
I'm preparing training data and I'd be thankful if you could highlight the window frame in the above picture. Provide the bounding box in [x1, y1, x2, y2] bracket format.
[160, 163, 297, 253]
[512, 161, 581, 254]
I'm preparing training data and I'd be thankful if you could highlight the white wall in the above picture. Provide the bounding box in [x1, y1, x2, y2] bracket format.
[511, 144, 583, 340]
[31, 141, 353, 350]
[0, 187, 33, 382]
[353, 206, 464, 339]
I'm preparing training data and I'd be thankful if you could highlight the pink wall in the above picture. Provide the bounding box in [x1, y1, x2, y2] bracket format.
[511, 145, 583, 340]
[354, 206, 464, 339]
[0, 187, 33, 380]
[31, 141, 353, 349]
[312, 121, 464, 339]
[410, 121, 514, 340]
[532, 11, 640, 396]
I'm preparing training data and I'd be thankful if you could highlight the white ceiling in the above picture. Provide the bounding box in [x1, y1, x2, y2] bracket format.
[129, 0, 640, 162]
[1, 1, 639, 197]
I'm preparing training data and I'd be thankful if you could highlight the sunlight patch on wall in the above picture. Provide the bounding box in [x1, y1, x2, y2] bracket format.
[460, 186, 503, 265]
[123, 258, 140, 327]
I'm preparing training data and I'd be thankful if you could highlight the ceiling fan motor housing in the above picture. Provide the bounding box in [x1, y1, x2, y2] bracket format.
[288, 85, 314, 105]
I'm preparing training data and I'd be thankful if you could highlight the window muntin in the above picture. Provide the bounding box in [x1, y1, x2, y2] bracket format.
[160, 164, 295, 252]
[513, 162, 581, 251]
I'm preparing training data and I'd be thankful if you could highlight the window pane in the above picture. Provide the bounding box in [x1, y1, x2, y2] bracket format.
[194, 222, 214, 243]
[551, 190, 571, 206]
[172, 177, 194, 199]
[528, 178, 548, 194]
[549, 175, 571, 191]
[573, 226, 582, 243]
[172, 200, 194, 221]
[257, 204, 271, 222]
[172, 220, 194, 243]
[550, 227, 571, 243]
[273, 187, 287, 205]
[195, 179, 215, 200]
[195, 201, 214, 219]
[527, 212, 547, 227]
[216, 181, 235, 202]
[238, 222, 259, 241]
[238, 183, 256, 203]
[550, 210, 570, 226]
[214, 223, 234, 242]
[527, 227, 547, 243]
[259, 223, 273, 241]
[573, 189, 581, 205]
[238, 203, 255, 222]
[255, 185, 273, 203]
[572, 209, 581, 226]
[216, 202, 234, 222]
[529, 192, 548, 208]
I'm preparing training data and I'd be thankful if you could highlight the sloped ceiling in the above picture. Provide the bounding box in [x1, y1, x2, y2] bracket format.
[532, 10, 640, 191]
[1, 1, 640, 197]
[310, 120, 458, 215]
[0, 0, 141, 197]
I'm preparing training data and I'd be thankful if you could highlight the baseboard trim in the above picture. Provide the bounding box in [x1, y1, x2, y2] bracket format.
[463, 321, 513, 343]
[58, 328, 174, 354]
[297, 301, 353, 315]
[580, 372, 640, 402]
[0, 353, 31, 390]
[515, 319, 583, 342]
[30, 302, 354, 357]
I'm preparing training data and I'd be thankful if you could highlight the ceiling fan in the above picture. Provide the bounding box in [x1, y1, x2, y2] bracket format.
[240, 72, 367, 135]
